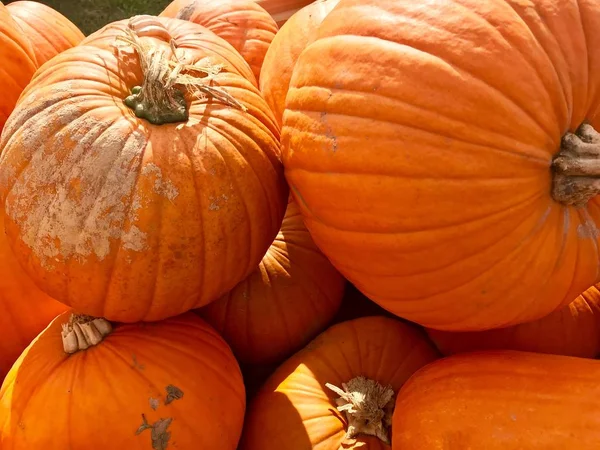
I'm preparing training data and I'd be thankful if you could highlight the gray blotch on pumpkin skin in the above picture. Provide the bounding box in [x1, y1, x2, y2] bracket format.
[165, 385, 184, 405]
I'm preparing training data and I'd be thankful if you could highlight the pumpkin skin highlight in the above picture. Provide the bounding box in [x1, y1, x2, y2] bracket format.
[0, 1, 37, 133]
[199, 197, 346, 365]
[259, 0, 340, 126]
[6, 1, 85, 67]
[282, 0, 600, 331]
[393, 350, 600, 449]
[254, 0, 315, 27]
[160, 0, 278, 83]
[0, 311, 246, 449]
[0, 16, 288, 323]
[240, 316, 440, 450]
[0, 205, 66, 382]
[427, 284, 600, 358]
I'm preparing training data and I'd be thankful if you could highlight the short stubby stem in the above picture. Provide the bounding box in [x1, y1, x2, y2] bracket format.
[61, 314, 113, 354]
[124, 84, 189, 125]
[325, 376, 395, 444]
[552, 123, 600, 207]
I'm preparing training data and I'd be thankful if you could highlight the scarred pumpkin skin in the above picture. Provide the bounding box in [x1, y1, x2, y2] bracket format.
[0, 1, 37, 133]
[254, 0, 315, 27]
[0, 206, 66, 382]
[240, 316, 440, 450]
[199, 197, 346, 365]
[427, 284, 600, 358]
[259, 0, 340, 126]
[393, 350, 600, 449]
[0, 16, 288, 323]
[0, 311, 246, 449]
[160, 0, 278, 83]
[6, 1, 85, 67]
[282, 0, 600, 331]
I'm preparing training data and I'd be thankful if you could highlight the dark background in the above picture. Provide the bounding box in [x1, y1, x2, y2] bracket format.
[6, 0, 173, 35]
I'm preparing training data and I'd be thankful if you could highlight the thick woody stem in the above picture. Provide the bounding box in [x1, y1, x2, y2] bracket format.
[552, 123, 600, 207]
[61, 314, 113, 354]
[117, 16, 246, 126]
[325, 376, 395, 444]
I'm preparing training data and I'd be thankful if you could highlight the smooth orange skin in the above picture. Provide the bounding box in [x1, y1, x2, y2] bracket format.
[199, 197, 346, 365]
[0, 311, 246, 449]
[282, 0, 600, 331]
[259, 0, 339, 126]
[6, 1, 85, 68]
[240, 316, 440, 450]
[0, 1, 37, 133]
[0, 17, 288, 323]
[428, 284, 600, 358]
[160, 0, 278, 83]
[393, 350, 600, 449]
[0, 206, 66, 382]
[254, 0, 315, 27]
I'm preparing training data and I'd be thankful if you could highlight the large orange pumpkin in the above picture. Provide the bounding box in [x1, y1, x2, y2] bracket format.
[240, 316, 440, 449]
[427, 283, 600, 358]
[0, 1, 37, 133]
[254, 0, 314, 27]
[0, 205, 66, 381]
[259, 0, 339, 126]
[160, 0, 278, 83]
[6, 1, 85, 67]
[282, 0, 600, 331]
[0, 16, 287, 323]
[0, 311, 245, 449]
[199, 197, 346, 365]
[393, 350, 600, 449]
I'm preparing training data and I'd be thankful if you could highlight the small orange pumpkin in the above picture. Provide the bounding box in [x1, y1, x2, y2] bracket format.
[240, 316, 440, 449]
[6, 1, 85, 67]
[427, 284, 600, 358]
[393, 350, 600, 449]
[0, 311, 245, 449]
[0, 205, 66, 381]
[260, 0, 340, 125]
[0, 16, 287, 323]
[160, 0, 278, 82]
[199, 197, 346, 365]
[0, 1, 37, 133]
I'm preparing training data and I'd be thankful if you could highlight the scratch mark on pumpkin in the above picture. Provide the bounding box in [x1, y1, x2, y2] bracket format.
[165, 385, 184, 405]
[136, 414, 173, 450]
[132, 354, 145, 371]
[149, 397, 160, 411]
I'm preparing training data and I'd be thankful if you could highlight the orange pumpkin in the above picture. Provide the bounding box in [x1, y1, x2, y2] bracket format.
[6, 1, 85, 67]
[254, 0, 314, 27]
[160, 0, 278, 83]
[199, 197, 346, 365]
[0, 205, 66, 381]
[427, 284, 600, 358]
[0, 1, 37, 133]
[0, 311, 245, 449]
[240, 316, 440, 449]
[393, 350, 600, 449]
[260, 0, 339, 126]
[282, 0, 600, 331]
[0, 16, 287, 323]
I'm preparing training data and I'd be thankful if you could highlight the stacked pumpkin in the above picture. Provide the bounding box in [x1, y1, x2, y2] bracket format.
[2, 0, 600, 449]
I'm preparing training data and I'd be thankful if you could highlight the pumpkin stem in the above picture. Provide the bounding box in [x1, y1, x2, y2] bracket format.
[61, 314, 113, 354]
[325, 376, 395, 445]
[116, 16, 246, 125]
[552, 123, 600, 207]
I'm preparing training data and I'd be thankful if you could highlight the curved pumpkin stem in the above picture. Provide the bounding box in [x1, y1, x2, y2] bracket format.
[325, 376, 395, 444]
[117, 16, 246, 125]
[61, 314, 113, 354]
[552, 123, 600, 207]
